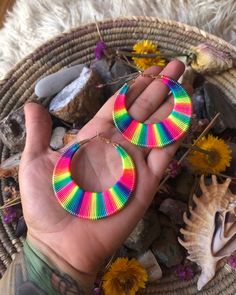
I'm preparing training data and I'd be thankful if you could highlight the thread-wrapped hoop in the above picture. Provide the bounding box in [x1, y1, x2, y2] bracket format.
[113, 75, 192, 147]
[52, 138, 136, 220]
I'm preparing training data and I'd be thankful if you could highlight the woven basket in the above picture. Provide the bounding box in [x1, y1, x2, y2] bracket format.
[0, 17, 236, 294]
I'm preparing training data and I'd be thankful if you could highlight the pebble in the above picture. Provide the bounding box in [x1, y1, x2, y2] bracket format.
[137, 250, 162, 282]
[35, 64, 85, 97]
[125, 208, 161, 253]
[159, 198, 187, 225]
[50, 127, 67, 150]
[151, 226, 184, 268]
[204, 82, 236, 133]
[0, 106, 25, 152]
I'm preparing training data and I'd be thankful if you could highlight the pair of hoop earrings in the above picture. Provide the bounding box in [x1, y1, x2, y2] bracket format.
[52, 74, 192, 220]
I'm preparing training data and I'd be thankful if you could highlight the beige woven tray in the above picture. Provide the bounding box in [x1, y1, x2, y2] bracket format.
[0, 17, 236, 294]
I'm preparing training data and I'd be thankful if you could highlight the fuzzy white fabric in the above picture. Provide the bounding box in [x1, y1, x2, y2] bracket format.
[0, 0, 235, 79]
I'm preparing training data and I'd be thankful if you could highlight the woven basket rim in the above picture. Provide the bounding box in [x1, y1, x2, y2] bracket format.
[1, 16, 235, 85]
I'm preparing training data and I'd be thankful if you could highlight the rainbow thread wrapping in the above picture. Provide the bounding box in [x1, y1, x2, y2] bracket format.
[113, 75, 192, 147]
[52, 142, 136, 220]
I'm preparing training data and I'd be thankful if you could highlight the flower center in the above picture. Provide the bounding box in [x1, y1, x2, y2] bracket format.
[118, 277, 134, 291]
[205, 149, 220, 166]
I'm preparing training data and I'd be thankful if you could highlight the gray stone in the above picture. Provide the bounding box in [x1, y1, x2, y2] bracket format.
[204, 82, 236, 133]
[137, 250, 162, 282]
[35, 64, 85, 97]
[50, 127, 67, 150]
[0, 106, 25, 152]
[191, 87, 208, 119]
[159, 198, 187, 225]
[151, 226, 184, 268]
[173, 170, 195, 203]
[92, 59, 134, 101]
[125, 208, 161, 253]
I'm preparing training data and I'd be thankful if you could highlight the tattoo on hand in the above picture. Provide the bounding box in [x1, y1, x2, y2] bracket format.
[49, 267, 84, 295]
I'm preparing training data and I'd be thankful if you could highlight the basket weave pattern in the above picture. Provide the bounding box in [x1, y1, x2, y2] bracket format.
[0, 17, 236, 294]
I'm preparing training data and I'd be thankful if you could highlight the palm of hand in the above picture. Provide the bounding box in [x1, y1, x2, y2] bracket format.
[20, 118, 158, 272]
[19, 61, 187, 274]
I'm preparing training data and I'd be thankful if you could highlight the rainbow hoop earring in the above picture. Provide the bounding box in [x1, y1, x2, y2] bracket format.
[52, 136, 136, 220]
[113, 75, 192, 148]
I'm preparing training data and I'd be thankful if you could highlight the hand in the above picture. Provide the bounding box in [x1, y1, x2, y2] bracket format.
[19, 60, 191, 288]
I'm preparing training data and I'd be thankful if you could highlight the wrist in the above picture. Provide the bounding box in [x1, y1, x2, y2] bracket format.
[26, 234, 97, 294]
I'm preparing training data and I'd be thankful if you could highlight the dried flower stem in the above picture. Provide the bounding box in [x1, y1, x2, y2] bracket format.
[177, 113, 221, 165]
[216, 173, 236, 180]
[97, 72, 140, 88]
[0, 197, 21, 209]
[157, 113, 221, 190]
[94, 18, 104, 42]
[118, 56, 140, 71]
[116, 49, 187, 59]
[181, 143, 215, 156]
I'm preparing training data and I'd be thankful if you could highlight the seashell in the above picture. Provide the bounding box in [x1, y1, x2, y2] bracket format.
[178, 175, 236, 290]
[190, 43, 233, 74]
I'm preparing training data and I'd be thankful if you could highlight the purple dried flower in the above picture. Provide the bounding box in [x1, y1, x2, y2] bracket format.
[174, 264, 194, 280]
[3, 207, 17, 224]
[93, 287, 101, 295]
[94, 41, 106, 59]
[168, 160, 181, 178]
[227, 255, 236, 269]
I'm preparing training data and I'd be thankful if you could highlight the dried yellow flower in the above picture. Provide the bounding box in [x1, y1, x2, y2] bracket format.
[132, 40, 166, 70]
[188, 135, 232, 174]
[102, 257, 148, 295]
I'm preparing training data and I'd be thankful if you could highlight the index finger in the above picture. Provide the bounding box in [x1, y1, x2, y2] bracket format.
[95, 65, 163, 121]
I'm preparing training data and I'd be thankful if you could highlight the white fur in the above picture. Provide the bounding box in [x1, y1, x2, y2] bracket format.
[0, 0, 235, 79]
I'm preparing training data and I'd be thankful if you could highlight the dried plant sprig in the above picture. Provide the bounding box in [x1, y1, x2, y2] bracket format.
[117, 49, 188, 59]
[158, 113, 221, 190]
[96, 72, 140, 88]
[0, 196, 21, 209]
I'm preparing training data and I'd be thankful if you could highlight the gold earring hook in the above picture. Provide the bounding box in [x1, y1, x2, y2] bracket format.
[96, 134, 119, 147]
[140, 73, 164, 79]
[79, 134, 119, 147]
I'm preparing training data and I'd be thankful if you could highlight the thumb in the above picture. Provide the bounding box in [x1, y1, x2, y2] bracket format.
[24, 103, 52, 155]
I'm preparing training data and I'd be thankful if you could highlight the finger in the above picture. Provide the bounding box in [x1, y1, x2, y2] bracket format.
[146, 83, 193, 178]
[147, 142, 179, 181]
[24, 103, 52, 154]
[146, 83, 193, 123]
[128, 60, 185, 121]
[95, 65, 163, 121]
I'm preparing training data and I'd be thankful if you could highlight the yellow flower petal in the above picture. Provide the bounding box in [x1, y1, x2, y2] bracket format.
[102, 257, 148, 295]
[132, 40, 166, 70]
[188, 135, 232, 174]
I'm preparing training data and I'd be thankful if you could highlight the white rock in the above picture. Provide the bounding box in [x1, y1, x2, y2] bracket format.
[35, 64, 85, 97]
[49, 67, 91, 110]
[50, 127, 66, 150]
[137, 250, 162, 282]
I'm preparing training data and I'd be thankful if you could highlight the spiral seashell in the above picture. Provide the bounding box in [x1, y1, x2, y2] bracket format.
[178, 175, 236, 290]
